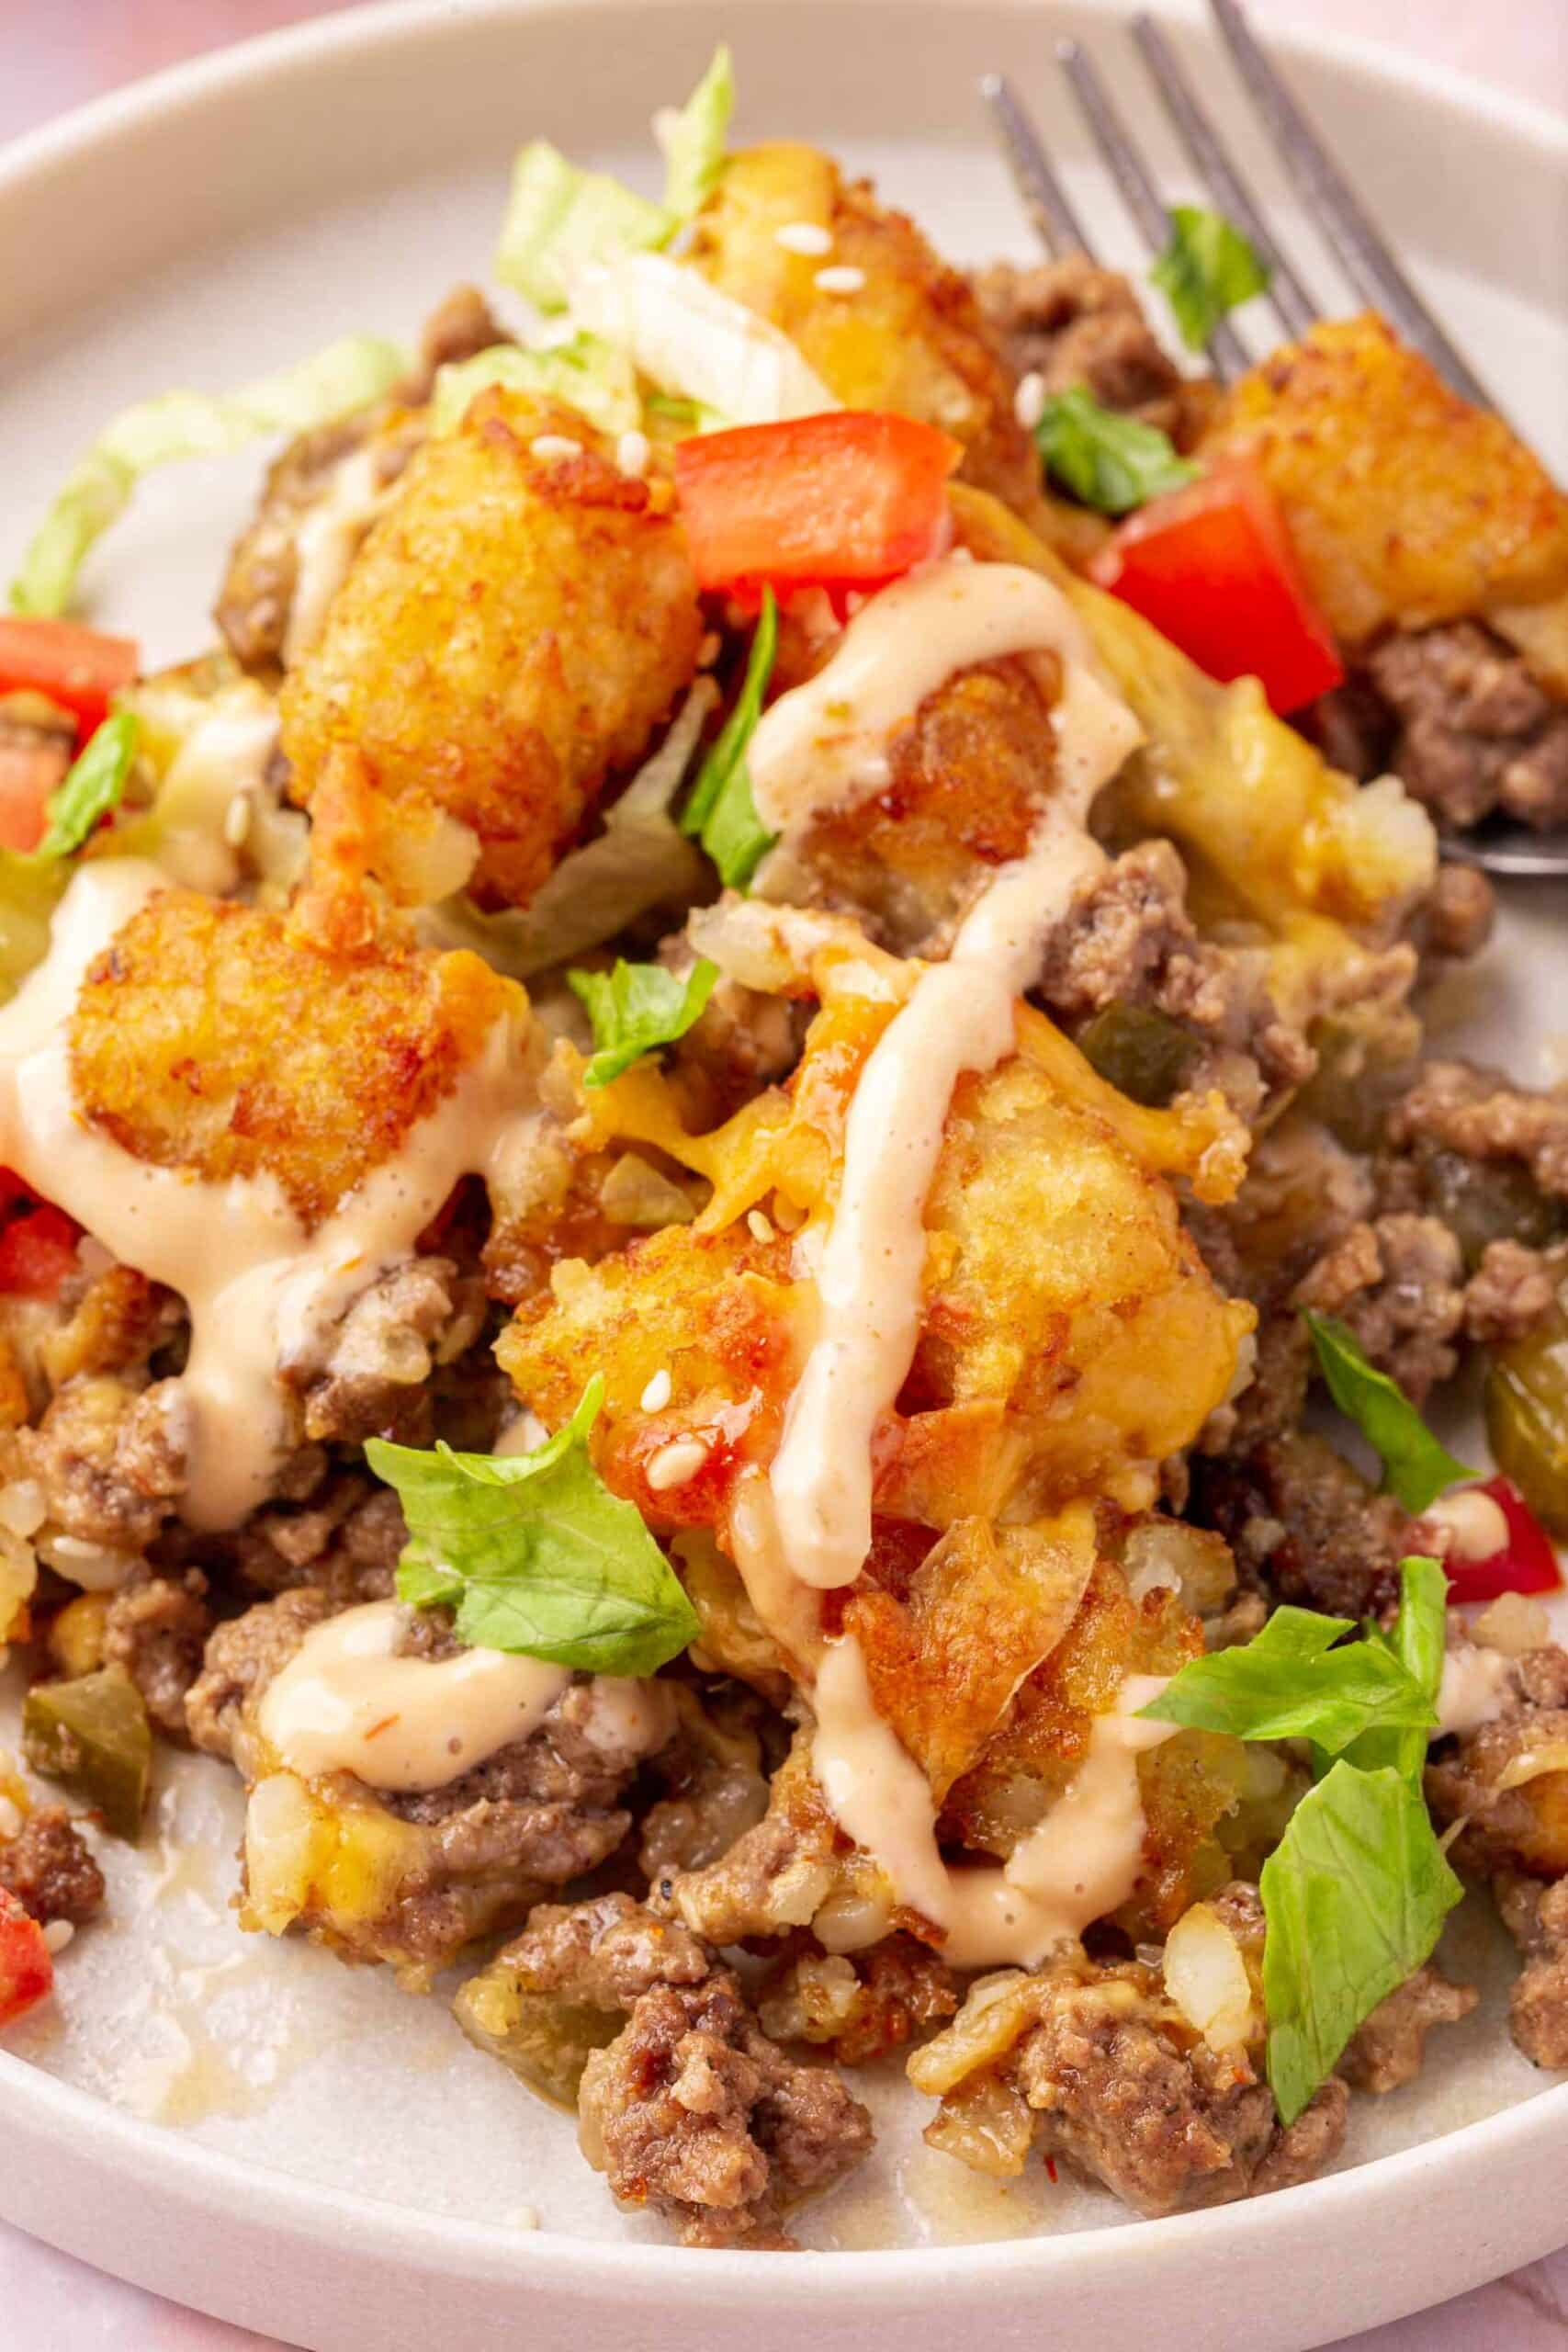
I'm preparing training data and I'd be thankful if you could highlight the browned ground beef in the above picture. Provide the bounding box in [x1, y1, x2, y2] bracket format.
[580, 1969, 874, 2248]
[17, 1374, 186, 1553]
[186, 1591, 666, 1973]
[1189, 1430, 1414, 1620]
[102, 1567, 212, 1740]
[1495, 1873, 1568, 2070]
[970, 256, 1205, 445]
[170, 1474, 409, 1605]
[0, 1806, 105, 1927]
[489, 1891, 713, 2009]
[1001, 1957, 1347, 2216]
[1412, 863, 1497, 965]
[1291, 1211, 1465, 1405]
[288, 1259, 487, 1448]
[1426, 1645, 1568, 1879]
[758, 1936, 958, 2066]
[1390, 1062, 1568, 1200]
[1360, 624, 1568, 832]
[1462, 1238, 1560, 1345]
[1037, 841, 1315, 1117]
[1337, 1965, 1478, 2094]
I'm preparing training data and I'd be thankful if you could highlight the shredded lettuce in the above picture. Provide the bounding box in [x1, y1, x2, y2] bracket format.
[681, 589, 778, 889]
[375, 1376, 701, 1677]
[495, 47, 736, 315]
[1138, 1602, 1437, 1756]
[9, 335, 409, 620]
[431, 335, 642, 439]
[1034, 388, 1197, 515]
[416, 677, 716, 979]
[571, 253, 836, 427]
[34, 712, 139, 861]
[1304, 1311, 1473, 1512]
[496, 144, 671, 315]
[569, 956, 719, 1087]
[1151, 206, 1270, 351]
[656, 44, 735, 220]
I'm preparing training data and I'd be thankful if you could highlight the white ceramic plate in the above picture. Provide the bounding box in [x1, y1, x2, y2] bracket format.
[2, 4, 1567, 2346]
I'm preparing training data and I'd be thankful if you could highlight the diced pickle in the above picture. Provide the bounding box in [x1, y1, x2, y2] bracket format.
[1486, 1289, 1568, 1535]
[1077, 1002, 1198, 1109]
[1420, 1147, 1562, 1274]
[22, 1665, 151, 1841]
[454, 1963, 622, 2109]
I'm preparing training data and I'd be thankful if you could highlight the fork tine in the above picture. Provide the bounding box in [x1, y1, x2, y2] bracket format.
[1131, 13, 1319, 342]
[1208, 0, 1496, 408]
[1056, 38, 1249, 383]
[977, 74, 1093, 262]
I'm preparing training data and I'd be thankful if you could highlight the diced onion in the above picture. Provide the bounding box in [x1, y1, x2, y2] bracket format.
[1162, 1901, 1257, 2052]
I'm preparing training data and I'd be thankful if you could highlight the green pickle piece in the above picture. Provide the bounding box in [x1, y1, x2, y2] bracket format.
[1077, 1001, 1198, 1109]
[1485, 1283, 1568, 1535]
[1420, 1147, 1562, 1274]
[22, 1664, 152, 1841]
[454, 1963, 621, 2109]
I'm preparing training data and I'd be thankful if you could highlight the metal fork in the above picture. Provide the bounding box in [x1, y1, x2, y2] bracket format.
[980, 0, 1568, 882]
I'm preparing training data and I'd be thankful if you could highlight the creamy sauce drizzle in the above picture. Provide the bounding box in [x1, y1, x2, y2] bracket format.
[284, 446, 389, 665]
[257, 1601, 570, 1792]
[749, 560, 1098, 841]
[0, 862, 538, 1529]
[812, 1637, 1174, 1969]
[765, 570, 1144, 1590]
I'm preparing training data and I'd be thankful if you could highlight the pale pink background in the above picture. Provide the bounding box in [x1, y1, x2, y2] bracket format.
[3, 2, 1567, 2346]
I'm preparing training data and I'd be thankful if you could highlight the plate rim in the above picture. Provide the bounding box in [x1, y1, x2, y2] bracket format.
[1, 0, 1566, 2319]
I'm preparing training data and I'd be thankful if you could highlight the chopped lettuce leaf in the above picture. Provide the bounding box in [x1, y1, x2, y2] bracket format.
[680, 588, 778, 889]
[656, 44, 735, 220]
[374, 1376, 700, 1677]
[570, 253, 837, 426]
[1346, 1555, 1449, 1783]
[1138, 1601, 1435, 1755]
[1260, 1760, 1462, 2124]
[35, 711, 138, 860]
[415, 676, 716, 979]
[496, 144, 671, 314]
[430, 335, 642, 438]
[1304, 1311, 1474, 1512]
[1151, 205, 1270, 351]
[1033, 387, 1197, 515]
[569, 956, 719, 1087]
[9, 335, 409, 619]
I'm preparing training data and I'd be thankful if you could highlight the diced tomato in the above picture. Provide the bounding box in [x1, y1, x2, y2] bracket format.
[1441, 1476, 1562, 1606]
[1087, 458, 1344, 715]
[673, 413, 963, 601]
[0, 616, 139, 743]
[0, 1204, 81, 1299]
[0, 1889, 52, 2030]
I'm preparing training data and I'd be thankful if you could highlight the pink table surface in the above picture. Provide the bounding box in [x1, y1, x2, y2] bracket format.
[3, 2, 1567, 2346]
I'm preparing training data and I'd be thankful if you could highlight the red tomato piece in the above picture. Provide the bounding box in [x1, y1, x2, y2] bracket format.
[0, 1204, 81, 1299]
[0, 616, 139, 743]
[1087, 458, 1344, 715]
[0, 1889, 52, 2030]
[673, 412, 963, 600]
[1441, 1476, 1562, 1606]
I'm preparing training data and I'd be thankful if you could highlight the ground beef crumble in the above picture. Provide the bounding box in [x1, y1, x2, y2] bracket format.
[1360, 623, 1568, 833]
[970, 256, 1208, 446]
[580, 1969, 874, 2248]
[1495, 1873, 1568, 2071]
[101, 1567, 212, 1741]
[1337, 1966, 1478, 2095]
[0, 1805, 105, 1928]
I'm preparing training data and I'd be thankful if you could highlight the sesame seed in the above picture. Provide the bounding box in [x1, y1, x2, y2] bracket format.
[774, 221, 833, 256]
[814, 266, 865, 295]
[640, 1368, 673, 1413]
[747, 1209, 774, 1243]
[616, 428, 651, 478]
[223, 791, 253, 849]
[1013, 369, 1047, 430]
[42, 1918, 74, 1955]
[646, 1436, 710, 1492]
[530, 434, 582, 462]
